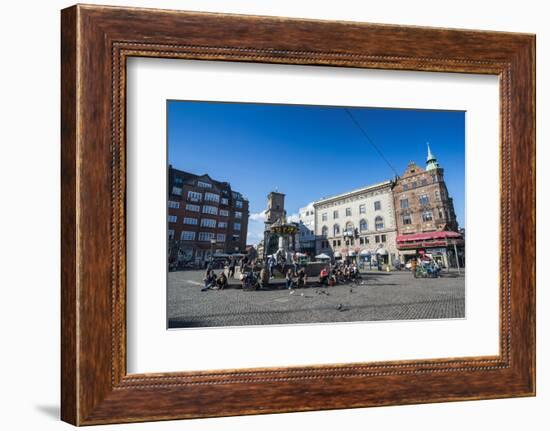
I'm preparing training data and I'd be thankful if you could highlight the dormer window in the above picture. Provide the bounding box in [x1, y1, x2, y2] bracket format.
[197, 181, 212, 189]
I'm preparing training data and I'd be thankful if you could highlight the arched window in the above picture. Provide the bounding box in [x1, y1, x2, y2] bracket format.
[333, 224, 340, 236]
[359, 219, 368, 232]
[321, 226, 328, 237]
[345, 221, 354, 231]
[375, 216, 384, 230]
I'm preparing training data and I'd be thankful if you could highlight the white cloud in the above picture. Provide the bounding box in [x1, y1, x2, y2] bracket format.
[249, 210, 266, 222]
[246, 217, 265, 245]
[287, 213, 300, 223]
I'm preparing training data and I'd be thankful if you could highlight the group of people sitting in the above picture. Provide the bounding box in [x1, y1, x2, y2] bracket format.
[319, 262, 361, 287]
[201, 258, 362, 292]
[284, 267, 308, 290]
[201, 268, 229, 291]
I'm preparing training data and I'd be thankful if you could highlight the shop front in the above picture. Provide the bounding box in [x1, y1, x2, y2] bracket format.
[397, 231, 464, 269]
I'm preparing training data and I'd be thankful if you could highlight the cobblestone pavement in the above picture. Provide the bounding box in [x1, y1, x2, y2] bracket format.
[167, 269, 465, 329]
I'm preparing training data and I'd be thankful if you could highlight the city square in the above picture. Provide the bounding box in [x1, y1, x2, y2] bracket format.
[168, 269, 465, 328]
[167, 101, 466, 328]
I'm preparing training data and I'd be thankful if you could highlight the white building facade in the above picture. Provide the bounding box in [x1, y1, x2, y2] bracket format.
[313, 181, 398, 265]
[296, 202, 316, 255]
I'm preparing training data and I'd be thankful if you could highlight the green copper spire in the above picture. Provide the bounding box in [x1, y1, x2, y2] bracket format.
[426, 142, 440, 171]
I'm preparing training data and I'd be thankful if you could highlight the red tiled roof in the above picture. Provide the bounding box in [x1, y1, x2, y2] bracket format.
[397, 231, 462, 242]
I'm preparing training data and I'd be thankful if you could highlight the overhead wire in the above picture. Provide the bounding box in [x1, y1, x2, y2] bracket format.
[343, 108, 399, 177]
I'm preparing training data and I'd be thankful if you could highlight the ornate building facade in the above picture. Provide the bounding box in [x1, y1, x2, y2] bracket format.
[313, 181, 398, 265]
[393, 144, 463, 266]
[167, 166, 249, 265]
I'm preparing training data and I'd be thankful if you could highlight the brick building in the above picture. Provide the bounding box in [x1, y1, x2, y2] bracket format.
[393, 144, 463, 266]
[167, 166, 249, 266]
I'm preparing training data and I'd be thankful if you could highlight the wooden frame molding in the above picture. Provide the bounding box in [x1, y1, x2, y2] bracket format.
[61, 4, 535, 425]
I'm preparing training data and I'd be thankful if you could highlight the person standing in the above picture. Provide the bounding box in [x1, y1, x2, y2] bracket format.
[411, 258, 418, 278]
[228, 257, 236, 279]
[268, 254, 276, 278]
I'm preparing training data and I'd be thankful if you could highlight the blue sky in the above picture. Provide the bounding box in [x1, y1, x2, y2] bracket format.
[168, 101, 465, 244]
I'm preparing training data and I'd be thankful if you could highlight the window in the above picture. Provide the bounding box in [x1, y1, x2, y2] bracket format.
[421, 178, 428, 186]
[187, 191, 202, 202]
[181, 231, 195, 241]
[337, 239, 341, 246]
[234, 222, 241, 231]
[333, 224, 340, 236]
[438, 208, 444, 219]
[183, 217, 198, 225]
[219, 209, 229, 217]
[411, 181, 417, 188]
[345, 222, 354, 234]
[217, 233, 226, 242]
[374, 201, 381, 211]
[375, 216, 384, 230]
[359, 204, 366, 214]
[375, 235, 380, 243]
[168, 229, 175, 240]
[403, 214, 412, 225]
[185, 203, 200, 212]
[198, 232, 215, 241]
[333, 210, 339, 219]
[403, 184, 409, 191]
[435, 191, 441, 201]
[220, 197, 229, 205]
[345, 207, 352, 217]
[321, 226, 328, 237]
[359, 219, 368, 232]
[333, 240, 337, 246]
[422, 211, 433, 222]
[381, 234, 387, 243]
[235, 211, 242, 219]
[173, 176, 183, 186]
[200, 218, 216, 228]
[218, 221, 228, 229]
[359, 237, 364, 245]
[171, 186, 182, 196]
[168, 215, 177, 223]
[197, 181, 212, 189]
[168, 200, 180, 209]
[202, 205, 218, 215]
[232, 234, 240, 241]
[322, 213, 327, 222]
[204, 192, 220, 203]
[419, 194, 429, 206]
[235, 200, 243, 208]
[432, 174, 440, 182]
[400, 198, 409, 209]
[364, 237, 369, 244]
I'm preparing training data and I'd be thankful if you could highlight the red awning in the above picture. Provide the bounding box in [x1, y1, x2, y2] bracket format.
[397, 231, 462, 242]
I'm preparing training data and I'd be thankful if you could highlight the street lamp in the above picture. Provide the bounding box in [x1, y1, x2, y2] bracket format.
[343, 229, 354, 263]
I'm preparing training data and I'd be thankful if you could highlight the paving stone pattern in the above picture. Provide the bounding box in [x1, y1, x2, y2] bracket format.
[167, 269, 465, 328]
